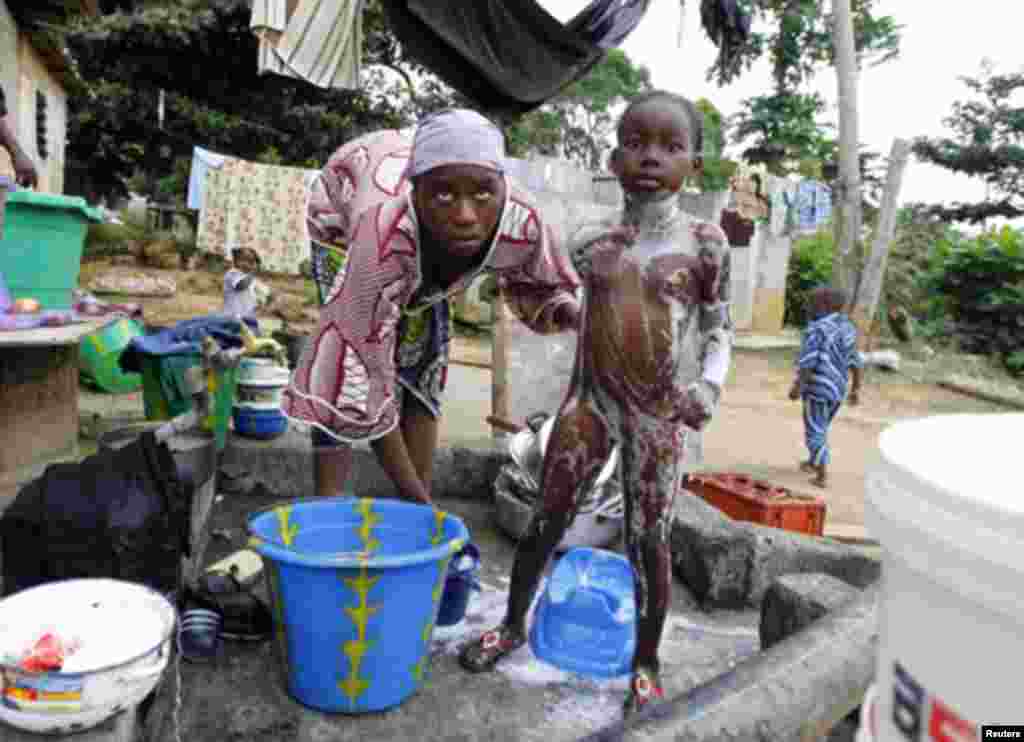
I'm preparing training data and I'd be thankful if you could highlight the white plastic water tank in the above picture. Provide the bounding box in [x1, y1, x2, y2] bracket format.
[866, 413, 1024, 741]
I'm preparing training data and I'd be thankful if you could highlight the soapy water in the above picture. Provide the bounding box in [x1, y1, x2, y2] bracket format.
[431, 581, 760, 728]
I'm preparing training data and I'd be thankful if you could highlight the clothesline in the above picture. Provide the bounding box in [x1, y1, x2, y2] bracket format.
[192, 146, 321, 275]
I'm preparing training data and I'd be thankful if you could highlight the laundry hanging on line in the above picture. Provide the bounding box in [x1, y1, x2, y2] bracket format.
[250, 0, 364, 90]
[195, 155, 321, 275]
[187, 147, 228, 211]
[784, 180, 832, 232]
[380, 0, 651, 117]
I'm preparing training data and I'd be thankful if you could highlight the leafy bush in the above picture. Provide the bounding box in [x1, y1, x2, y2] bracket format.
[920, 225, 1024, 373]
[83, 220, 145, 259]
[783, 227, 834, 327]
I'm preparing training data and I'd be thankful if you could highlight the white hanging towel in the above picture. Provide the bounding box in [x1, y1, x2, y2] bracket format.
[251, 0, 363, 91]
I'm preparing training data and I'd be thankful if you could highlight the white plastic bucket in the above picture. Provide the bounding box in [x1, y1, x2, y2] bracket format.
[236, 365, 291, 408]
[238, 357, 290, 384]
[0, 579, 175, 734]
[865, 413, 1024, 741]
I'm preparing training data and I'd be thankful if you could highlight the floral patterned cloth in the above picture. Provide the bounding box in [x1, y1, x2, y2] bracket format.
[196, 156, 320, 275]
[283, 129, 581, 444]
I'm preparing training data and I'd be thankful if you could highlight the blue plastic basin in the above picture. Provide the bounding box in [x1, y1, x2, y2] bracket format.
[529, 547, 636, 678]
[232, 405, 287, 439]
[247, 498, 470, 713]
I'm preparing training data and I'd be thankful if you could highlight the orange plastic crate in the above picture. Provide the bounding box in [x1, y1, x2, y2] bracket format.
[687, 473, 826, 537]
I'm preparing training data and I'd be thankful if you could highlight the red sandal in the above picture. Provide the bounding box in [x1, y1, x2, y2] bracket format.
[623, 666, 664, 717]
[458, 624, 526, 673]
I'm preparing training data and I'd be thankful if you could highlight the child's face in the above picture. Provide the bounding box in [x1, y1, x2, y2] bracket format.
[612, 99, 701, 200]
[413, 164, 506, 260]
[810, 289, 838, 318]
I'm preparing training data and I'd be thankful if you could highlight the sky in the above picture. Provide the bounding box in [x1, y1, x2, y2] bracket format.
[539, 0, 1023, 226]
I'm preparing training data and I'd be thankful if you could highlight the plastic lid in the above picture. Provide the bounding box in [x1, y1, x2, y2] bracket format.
[875, 414, 1024, 529]
[6, 190, 103, 222]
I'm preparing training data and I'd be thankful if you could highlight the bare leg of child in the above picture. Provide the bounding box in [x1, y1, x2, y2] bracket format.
[811, 463, 828, 489]
[620, 411, 686, 716]
[459, 392, 617, 672]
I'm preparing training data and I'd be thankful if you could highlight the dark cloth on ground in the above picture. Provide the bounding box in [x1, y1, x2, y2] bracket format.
[1, 432, 192, 597]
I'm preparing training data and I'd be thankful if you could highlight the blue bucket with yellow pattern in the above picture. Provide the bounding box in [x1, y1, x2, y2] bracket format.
[246, 498, 470, 713]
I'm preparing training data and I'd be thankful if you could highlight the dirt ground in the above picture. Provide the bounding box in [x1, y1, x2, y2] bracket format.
[694, 348, 1003, 530]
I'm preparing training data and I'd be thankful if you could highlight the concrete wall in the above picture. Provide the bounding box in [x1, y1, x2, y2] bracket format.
[0, 0, 70, 194]
[506, 156, 622, 246]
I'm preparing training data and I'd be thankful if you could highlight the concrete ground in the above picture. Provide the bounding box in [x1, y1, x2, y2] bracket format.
[148, 489, 764, 742]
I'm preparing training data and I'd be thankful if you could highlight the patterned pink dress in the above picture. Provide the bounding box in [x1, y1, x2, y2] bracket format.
[283, 129, 580, 444]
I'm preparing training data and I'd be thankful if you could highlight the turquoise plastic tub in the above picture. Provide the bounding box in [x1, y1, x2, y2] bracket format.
[529, 547, 637, 678]
[0, 190, 102, 309]
[247, 498, 470, 713]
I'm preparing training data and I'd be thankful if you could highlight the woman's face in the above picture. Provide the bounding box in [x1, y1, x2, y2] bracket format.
[413, 164, 506, 259]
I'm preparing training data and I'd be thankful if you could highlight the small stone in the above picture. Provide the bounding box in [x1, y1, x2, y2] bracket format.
[759, 572, 861, 650]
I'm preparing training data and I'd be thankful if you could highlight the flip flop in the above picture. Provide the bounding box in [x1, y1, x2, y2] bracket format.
[623, 666, 664, 718]
[458, 625, 526, 673]
[188, 567, 273, 642]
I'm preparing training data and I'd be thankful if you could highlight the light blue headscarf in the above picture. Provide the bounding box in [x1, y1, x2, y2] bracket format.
[403, 109, 506, 179]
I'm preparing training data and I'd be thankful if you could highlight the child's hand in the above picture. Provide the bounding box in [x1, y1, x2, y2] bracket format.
[691, 222, 728, 248]
[681, 380, 719, 431]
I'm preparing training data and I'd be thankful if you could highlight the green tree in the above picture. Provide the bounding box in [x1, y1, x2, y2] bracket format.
[504, 49, 652, 170]
[911, 61, 1024, 225]
[62, 0, 416, 204]
[724, 0, 901, 178]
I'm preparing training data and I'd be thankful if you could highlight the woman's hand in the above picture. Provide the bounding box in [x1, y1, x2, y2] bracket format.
[13, 152, 38, 188]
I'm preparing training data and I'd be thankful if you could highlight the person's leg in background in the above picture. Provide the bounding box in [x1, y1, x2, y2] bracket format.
[312, 429, 355, 497]
[399, 392, 440, 499]
[802, 396, 840, 488]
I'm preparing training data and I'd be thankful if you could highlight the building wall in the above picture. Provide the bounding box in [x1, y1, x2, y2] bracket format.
[0, 0, 69, 194]
[0, 1, 18, 123]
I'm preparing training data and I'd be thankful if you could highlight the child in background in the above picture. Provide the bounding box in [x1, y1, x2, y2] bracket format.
[460, 91, 734, 717]
[789, 286, 864, 488]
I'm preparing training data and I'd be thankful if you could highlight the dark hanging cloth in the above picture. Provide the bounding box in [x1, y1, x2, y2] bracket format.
[701, 0, 753, 79]
[381, 0, 650, 118]
[0, 431, 193, 597]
